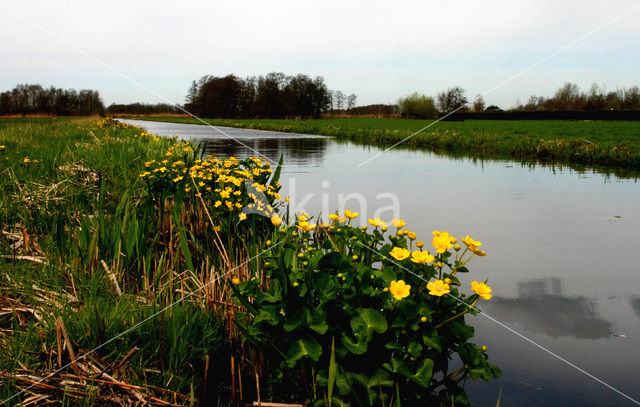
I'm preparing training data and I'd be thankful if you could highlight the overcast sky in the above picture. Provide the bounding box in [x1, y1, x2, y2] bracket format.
[1, 0, 639, 109]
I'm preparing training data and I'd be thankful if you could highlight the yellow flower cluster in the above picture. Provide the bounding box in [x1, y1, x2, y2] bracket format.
[140, 141, 282, 222]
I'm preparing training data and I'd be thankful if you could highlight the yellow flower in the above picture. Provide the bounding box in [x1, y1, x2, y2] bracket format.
[328, 214, 340, 222]
[389, 280, 411, 300]
[220, 190, 230, 198]
[411, 250, 434, 264]
[461, 235, 486, 256]
[407, 231, 417, 240]
[238, 213, 247, 221]
[389, 247, 410, 261]
[297, 221, 316, 232]
[344, 210, 358, 219]
[427, 280, 450, 297]
[432, 230, 453, 253]
[271, 214, 282, 226]
[318, 222, 331, 229]
[392, 219, 405, 229]
[461, 235, 482, 249]
[298, 212, 310, 221]
[416, 240, 424, 248]
[214, 200, 222, 208]
[471, 281, 492, 299]
[368, 218, 386, 228]
[23, 157, 30, 163]
[231, 277, 241, 285]
[173, 176, 184, 182]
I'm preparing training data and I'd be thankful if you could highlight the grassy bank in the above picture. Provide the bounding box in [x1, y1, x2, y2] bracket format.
[128, 116, 640, 170]
[0, 117, 281, 405]
[0, 117, 502, 406]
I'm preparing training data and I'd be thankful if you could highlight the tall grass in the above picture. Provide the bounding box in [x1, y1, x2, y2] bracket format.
[0, 117, 275, 404]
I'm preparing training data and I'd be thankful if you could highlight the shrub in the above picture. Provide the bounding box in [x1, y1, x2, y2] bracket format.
[232, 212, 501, 406]
[397, 93, 437, 119]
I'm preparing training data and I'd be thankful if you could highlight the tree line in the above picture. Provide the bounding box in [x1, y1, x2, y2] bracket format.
[185, 73, 337, 118]
[106, 103, 182, 115]
[0, 84, 105, 116]
[515, 83, 640, 111]
[398, 82, 640, 119]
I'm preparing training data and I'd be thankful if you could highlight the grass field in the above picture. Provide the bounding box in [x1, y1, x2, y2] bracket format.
[0, 117, 242, 405]
[129, 116, 640, 170]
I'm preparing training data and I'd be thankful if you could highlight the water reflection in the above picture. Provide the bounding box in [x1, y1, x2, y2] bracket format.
[483, 278, 612, 339]
[630, 297, 640, 319]
[199, 137, 328, 166]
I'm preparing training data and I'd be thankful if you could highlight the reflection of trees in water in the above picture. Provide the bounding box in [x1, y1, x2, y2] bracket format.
[484, 278, 612, 339]
[630, 297, 640, 319]
[197, 137, 328, 166]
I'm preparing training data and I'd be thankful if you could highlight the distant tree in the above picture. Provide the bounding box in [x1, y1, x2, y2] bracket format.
[334, 90, 345, 111]
[328, 90, 335, 114]
[197, 75, 242, 117]
[623, 86, 640, 109]
[436, 86, 468, 115]
[553, 82, 581, 110]
[346, 94, 357, 112]
[605, 90, 623, 110]
[471, 95, 485, 112]
[584, 83, 606, 111]
[524, 96, 539, 111]
[0, 83, 104, 116]
[397, 92, 436, 119]
[311, 76, 331, 117]
[484, 105, 503, 112]
[257, 72, 287, 117]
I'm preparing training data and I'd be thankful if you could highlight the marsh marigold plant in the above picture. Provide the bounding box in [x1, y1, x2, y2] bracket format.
[231, 210, 501, 406]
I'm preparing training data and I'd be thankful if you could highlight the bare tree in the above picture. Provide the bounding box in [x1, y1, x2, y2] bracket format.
[346, 94, 357, 112]
[334, 90, 345, 112]
[436, 87, 468, 114]
[472, 94, 485, 112]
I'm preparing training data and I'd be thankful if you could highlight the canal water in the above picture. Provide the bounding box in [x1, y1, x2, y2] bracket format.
[121, 119, 640, 406]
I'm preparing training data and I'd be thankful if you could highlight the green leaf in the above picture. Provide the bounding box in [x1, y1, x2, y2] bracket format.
[351, 308, 388, 341]
[341, 333, 368, 355]
[309, 319, 329, 335]
[267, 153, 284, 190]
[286, 337, 322, 367]
[407, 340, 423, 357]
[328, 337, 336, 406]
[422, 332, 442, 353]
[383, 357, 412, 377]
[450, 320, 475, 341]
[283, 310, 304, 332]
[253, 305, 280, 326]
[412, 358, 434, 388]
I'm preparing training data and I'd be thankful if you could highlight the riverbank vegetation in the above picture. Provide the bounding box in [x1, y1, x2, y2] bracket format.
[129, 116, 640, 170]
[0, 117, 500, 405]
